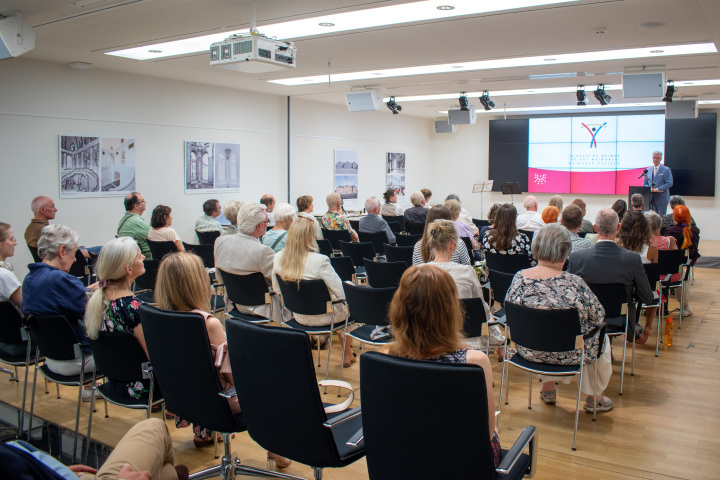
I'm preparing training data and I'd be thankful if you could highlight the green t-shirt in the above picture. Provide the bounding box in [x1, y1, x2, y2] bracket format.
[117, 212, 152, 258]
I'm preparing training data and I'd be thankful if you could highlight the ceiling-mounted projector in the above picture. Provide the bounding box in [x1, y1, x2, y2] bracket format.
[0, 12, 35, 60]
[210, 34, 296, 74]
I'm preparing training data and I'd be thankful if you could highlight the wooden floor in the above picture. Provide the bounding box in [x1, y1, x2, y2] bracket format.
[2, 240, 720, 479]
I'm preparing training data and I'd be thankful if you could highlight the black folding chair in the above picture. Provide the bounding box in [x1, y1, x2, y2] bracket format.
[381, 215, 404, 232]
[658, 249, 690, 328]
[329, 256, 357, 284]
[138, 304, 300, 480]
[383, 244, 413, 266]
[363, 259, 407, 288]
[461, 297, 495, 356]
[68, 249, 92, 285]
[405, 222, 424, 235]
[358, 231, 391, 256]
[487, 268, 516, 318]
[145, 239, 177, 262]
[344, 283, 396, 348]
[133, 259, 160, 304]
[361, 351, 537, 479]
[316, 239, 334, 257]
[473, 218, 491, 231]
[395, 233, 422, 247]
[218, 270, 274, 324]
[484, 251, 532, 274]
[586, 282, 631, 395]
[500, 301, 606, 451]
[518, 229, 535, 239]
[339, 240, 375, 272]
[226, 320, 365, 479]
[640, 262, 664, 357]
[384, 220, 403, 236]
[275, 277, 352, 383]
[28, 245, 42, 263]
[461, 236, 474, 261]
[321, 229, 352, 251]
[196, 229, 221, 246]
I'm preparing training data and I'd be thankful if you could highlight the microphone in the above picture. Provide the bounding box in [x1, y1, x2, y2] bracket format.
[638, 168, 648, 179]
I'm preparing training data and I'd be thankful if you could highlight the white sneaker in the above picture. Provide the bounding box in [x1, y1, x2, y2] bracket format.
[682, 306, 693, 317]
[81, 388, 102, 402]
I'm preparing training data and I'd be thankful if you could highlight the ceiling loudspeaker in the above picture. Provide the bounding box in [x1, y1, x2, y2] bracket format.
[622, 70, 665, 98]
[345, 89, 383, 112]
[0, 12, 35, 60]
[434, 120, 456, 134]
[448, 107, 477, 125]
[665, 98, 698, 119]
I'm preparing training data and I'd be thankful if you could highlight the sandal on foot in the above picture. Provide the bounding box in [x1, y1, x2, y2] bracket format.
[343, 352, 357, 368]
[540, 390, 556, 404]
[268, 452, 292, 468]
[584, 396, 613, 413]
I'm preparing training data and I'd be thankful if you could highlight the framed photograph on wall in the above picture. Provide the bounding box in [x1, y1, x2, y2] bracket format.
[334, 149, 359, 203]
[59, 135, 137, 198]
[184, 141, 240, 194]
[386, 152, 406, 199]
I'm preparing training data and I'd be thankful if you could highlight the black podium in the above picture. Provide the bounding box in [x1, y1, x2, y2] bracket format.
[628, 186, 651, 212]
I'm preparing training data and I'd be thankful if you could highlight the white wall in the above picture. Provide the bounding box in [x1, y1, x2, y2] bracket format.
[430, 112, 720, 241]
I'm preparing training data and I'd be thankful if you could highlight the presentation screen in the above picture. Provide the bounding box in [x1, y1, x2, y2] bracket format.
[528, 114, 665, 195]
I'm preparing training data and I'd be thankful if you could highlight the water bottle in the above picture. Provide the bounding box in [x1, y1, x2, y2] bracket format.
[664, 317, 673, 347]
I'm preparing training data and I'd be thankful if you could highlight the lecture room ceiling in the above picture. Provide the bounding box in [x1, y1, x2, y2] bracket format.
[3, 0, 720, 118]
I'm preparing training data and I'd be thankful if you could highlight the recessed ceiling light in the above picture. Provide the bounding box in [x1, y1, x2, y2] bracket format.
[318, 22, 334, 27]
[437, 5, 455, 10]
[270, 43, 717, 85]
[650, 50, 664, 54]
[107, 0, 584, 60]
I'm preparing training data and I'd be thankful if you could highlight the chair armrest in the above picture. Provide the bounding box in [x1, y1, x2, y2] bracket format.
[323, 406, 362, 428]
[218, 387, 236, 399]
[496, 426, 538, 477]
[141, 362, 154, 380]
[583, 321, 606, 340]
[346, 427, 364, 447]
[331, 298, 347, 306]
[491, 314, 506, 325]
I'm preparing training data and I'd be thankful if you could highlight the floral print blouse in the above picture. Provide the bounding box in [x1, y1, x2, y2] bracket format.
[481, 232, 536, 266]
[505, 272, 605, 365]
[101, 295, 148, 399]
[321, 211, 355, 234]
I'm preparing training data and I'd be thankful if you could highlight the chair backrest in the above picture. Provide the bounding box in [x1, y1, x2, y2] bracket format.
[226, 319, 349, 467]
[460, 236, 473, 259]
[360, 352, 494, 479]
[461, 297, 489, 338]
[578, 232, 587, 238]
[25, 314, 80, 361]
[643, 262, 660, 291]
[0, 301, 24, 344]
[349, 219, 360, 232]
[384, 219, 403, 235]
[484, 251, 531, 274]
[137, 304, 240, 433]
[383, 244, 413, 266]
[218, 270, 270, 306]
[316, 239, 333, 257]
[183, 242, 215, 268]
[395, 234, 421, 247]
[67, 249, 89, 280]
[339, 240, 376, 266]
[504, 301, 581, 353]
[134, 259, 160, 292]
[472, 218, 490, 231]
[321, 229, 352, 250]
[87, 331, 149, 382]
[146, 240, 177, 262]
[275, 277, 332, 316]
[329, 256, 355, 283]
[363, 259, 407, 288]
[357, 231, 389, 254]
[518, 229, 534, 239]
[487, 268, 516, 307]
[381, 215, 404, 231]
[195, 230, 221, 246]
[586, 282, 628, 318]
[657, 249, 685, 277]
[343, 283, 395, 327]
[28, 246, 42, 263]
[405, 222, 425, 235]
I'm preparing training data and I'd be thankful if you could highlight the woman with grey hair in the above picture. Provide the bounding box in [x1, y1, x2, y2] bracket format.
[505, 223, 614, 413]
[261, 202, 296, 252]
[221, 200, 243, 235]
[21, 225, 98, 392]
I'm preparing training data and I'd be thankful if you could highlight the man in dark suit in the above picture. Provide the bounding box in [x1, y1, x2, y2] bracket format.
[643, 151, 673, 215]
[567, 208, 654, 337]
[403, 191, 429, 225]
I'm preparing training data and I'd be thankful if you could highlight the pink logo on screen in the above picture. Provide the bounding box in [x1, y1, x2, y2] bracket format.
[581, 121, 607, 148]
[534, 174, 547, 185]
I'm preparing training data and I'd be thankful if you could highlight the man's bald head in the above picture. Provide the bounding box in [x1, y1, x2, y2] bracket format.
[523, 195, 538, 212]
[31, 196, 57, 220]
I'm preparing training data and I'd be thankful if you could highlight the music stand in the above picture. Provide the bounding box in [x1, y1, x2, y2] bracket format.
[499, 182, 522, 205]
[472, 181, 494, 219]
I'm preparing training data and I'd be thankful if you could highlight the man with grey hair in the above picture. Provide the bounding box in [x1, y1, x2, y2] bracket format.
[404, 191, 429, 225]
[662, 195, 696, 229]
[322, 192, 359, 241]
[214, 203, 280, 321]
[260, 194, 277, 228]
[445, 193, 479, 236]
[516, 195, 544, 232]
[359, 196, 396, 243]
[630, 193, 645, 211]
[642, 150, 673, 215]
[24, 196, 58, 249]
[568, 208, 654, 338]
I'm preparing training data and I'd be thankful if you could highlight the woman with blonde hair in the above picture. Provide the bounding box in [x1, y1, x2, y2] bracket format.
[85, 237, 149, 398]
[548, 195, 563, 212]
[272, 217, 355, 366]
[412, 205, 470, 266]
[387, 265, 500, 466]
[444, 199, 478, 250]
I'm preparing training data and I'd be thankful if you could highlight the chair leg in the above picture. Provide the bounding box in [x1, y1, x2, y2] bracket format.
[572, 359, 584, 451]
[498, 354, 506, 409]
[20, 344, 33, 436]
[592, 361, 598, 422]
[631, 336, 635, 376]
[56, 382, 61, 399]
[656, 301, 663, 357]
[27, 352, 40, 440]
[84, 369, 97, 464]
[619, 330, 627, 396]
[44, 377, 48, 394]
[527, 373, 532, 410]
[314, 467, 324, 479]
[678, 284, 684, 329]
[317, 335, 322, 368]
[72, 382, 84, 463]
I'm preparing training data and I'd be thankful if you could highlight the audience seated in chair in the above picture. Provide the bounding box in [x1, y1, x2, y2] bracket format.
[572, 198, 595, 235]
[85, 237, 153, 400]
[147, 205, 184, 252]
[359, 196, 395, 244]
[321, 193, 358, 242]
[0, 222, 26, 356]
[562, 205, 594, 252]
[403, 191, 429, 226]
[273, 218, 356, 367]
[260, 194, 277, 228]
[481, 203, 535, 267]
[24, 195, 58, 250]
[380, 188, 404, 217]
[444, 198, 478, 250]
[117, 192, 152, 258]
[261, 203, 296, 253]
[386, 264, 501, 467]
[665, 205, 699, 317]
[412, 205, 470, 266]
[296, 195, 323, 240]
[507, 223, 614, 413]
[195, 198, 224, 234]
[515, 195, 544, 232]
[221, 200, 244, 235]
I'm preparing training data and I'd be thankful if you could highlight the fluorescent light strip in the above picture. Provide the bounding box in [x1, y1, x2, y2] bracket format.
[387, 79, 720, 102]
[270, 43, 717, 85]
[437, 100, 720, 114]
[107, 0, 581, 60]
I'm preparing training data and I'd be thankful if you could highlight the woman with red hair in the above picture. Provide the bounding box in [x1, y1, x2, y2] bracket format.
[665, 205, 699, 316]
[541, 206, 560, 224]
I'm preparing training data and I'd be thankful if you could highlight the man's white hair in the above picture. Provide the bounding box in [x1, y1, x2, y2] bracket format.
[273, 203, 297, 223]
[653, 151, 663, 158]
[365, 196, 381, 212]
[237, 203, 267, 235]
[31, 196, 51, 215]
[523, 195, 538, 209]
[410, 191, 424, 206]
